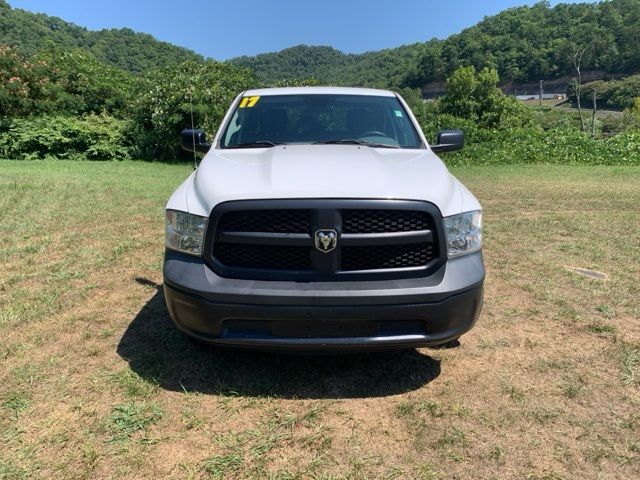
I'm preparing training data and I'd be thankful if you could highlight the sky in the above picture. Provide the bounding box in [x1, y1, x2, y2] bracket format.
[8, 0, 591, 60]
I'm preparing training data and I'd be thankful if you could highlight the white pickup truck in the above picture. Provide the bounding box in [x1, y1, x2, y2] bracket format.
[164, 87, 484, 352]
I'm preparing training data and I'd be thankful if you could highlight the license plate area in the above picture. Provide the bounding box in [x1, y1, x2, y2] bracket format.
[271, 321, 378, 338]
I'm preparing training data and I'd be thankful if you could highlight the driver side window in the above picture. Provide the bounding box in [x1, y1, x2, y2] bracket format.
[346, 107, 390, 138]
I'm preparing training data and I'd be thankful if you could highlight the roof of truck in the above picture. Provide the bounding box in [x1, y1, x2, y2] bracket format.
[242, 86, 397, 97]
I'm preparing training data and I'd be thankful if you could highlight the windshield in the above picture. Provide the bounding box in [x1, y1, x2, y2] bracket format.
[220, 94, 423, 149]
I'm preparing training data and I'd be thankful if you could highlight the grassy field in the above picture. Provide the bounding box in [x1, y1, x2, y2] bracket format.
[1, 160, 639, 480]
[521, 99, 623, 119]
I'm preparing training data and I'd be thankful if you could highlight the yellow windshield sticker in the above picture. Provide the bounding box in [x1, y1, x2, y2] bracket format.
[239, 96, 260, 108]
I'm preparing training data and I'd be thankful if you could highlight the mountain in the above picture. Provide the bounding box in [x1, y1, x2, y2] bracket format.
[230, 0, 640, 89]
[0, 0, 203, 73]
[406, 0, 640, 88]
[229, 44, 426, 88]
[3, 0, 639, 89]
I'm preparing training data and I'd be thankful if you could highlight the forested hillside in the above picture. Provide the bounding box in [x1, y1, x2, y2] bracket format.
[2, 0, 639, 164]
[3, 0, 639, 86]
[230, 43, 427, 89]
[0, 0, 202, 72]
[231, 0, 640, 88]
[406, 0, 640, 87]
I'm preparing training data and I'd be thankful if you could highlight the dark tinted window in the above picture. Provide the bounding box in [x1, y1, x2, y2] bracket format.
[221, 94, 422, 149]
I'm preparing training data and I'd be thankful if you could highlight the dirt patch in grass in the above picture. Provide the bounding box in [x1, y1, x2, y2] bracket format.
[1, 161, 639, 479]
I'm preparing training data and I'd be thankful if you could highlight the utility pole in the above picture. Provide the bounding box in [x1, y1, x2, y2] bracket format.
[539, 80, 544, 106]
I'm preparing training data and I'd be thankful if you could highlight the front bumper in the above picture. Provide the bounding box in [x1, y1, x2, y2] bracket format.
[163, 250, 484, 351]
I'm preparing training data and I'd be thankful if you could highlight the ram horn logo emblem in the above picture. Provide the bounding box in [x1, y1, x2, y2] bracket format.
[314, 229, 338, 253]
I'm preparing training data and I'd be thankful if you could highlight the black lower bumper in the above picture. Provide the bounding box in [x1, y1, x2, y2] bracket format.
[163, 250, 484, 352]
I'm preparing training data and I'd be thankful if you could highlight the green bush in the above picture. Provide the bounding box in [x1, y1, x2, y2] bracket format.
[131, 60, 256, 161]
[441, 125, 640, 166]
[1, 44, 142, 119]
[422, 66, 640, 166]
[423, 113, 489, 144]
[36, 47, 141, 117]
[529, 106, 581, 130]
[574, 76, 640, 110]
[0, 114, 135, 161]
[622, 98, 640, 131]
[439, 66, 531, 129]
[0, 44, 53, 117]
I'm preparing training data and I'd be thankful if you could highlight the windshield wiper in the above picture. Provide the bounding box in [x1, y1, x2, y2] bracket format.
[313, 139, 400, 149]
[226, 141, 281, 149]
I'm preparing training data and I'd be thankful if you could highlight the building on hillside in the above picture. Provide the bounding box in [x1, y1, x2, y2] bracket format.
[516, 93, 566, 101]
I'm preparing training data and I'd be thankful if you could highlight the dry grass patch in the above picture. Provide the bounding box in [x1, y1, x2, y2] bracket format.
[1, 161, 639, 479]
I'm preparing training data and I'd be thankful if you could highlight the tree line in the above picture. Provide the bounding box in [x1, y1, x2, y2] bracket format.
[0, 0, 203, 73]
[5, 0, 639, 90]
[231, 1, 640, 89]
[1, 0, 639, 164]
[0, 44, 256, 160]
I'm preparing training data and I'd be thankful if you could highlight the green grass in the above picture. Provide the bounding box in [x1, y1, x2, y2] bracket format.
[1, 390, 31, 418]
[107, 402, 164, 442]
[586, 320, 617, 336]
[202, 452, 244, 478]
[1, 160, 639, 479]
[621, 345, 640, 387]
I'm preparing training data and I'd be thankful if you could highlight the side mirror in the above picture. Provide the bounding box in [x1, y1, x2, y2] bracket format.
[181, 129, 211, 154]
[431, 130, 464, 153]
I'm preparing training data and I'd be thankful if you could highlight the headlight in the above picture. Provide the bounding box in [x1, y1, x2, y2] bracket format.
[444, 210, 482, 258]
[165, 210, 208, 256]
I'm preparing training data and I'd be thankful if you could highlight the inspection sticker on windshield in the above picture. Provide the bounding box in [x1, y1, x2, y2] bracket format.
[394, 110, 403, 117]
[239, 96, 260, 108]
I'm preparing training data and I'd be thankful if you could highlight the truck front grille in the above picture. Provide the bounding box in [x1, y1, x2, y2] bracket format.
[342, 210, 431, 233]
[213, 243, 312, 270]
[341, 243, 435, 271]
[207, 200, 444, 281]
[218, 209, 309, 233]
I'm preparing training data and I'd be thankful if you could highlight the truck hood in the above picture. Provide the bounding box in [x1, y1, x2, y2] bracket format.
[179, 145, 464, 217]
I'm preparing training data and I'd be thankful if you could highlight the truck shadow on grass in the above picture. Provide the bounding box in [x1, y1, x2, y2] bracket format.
[117, 280, 441, 399]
